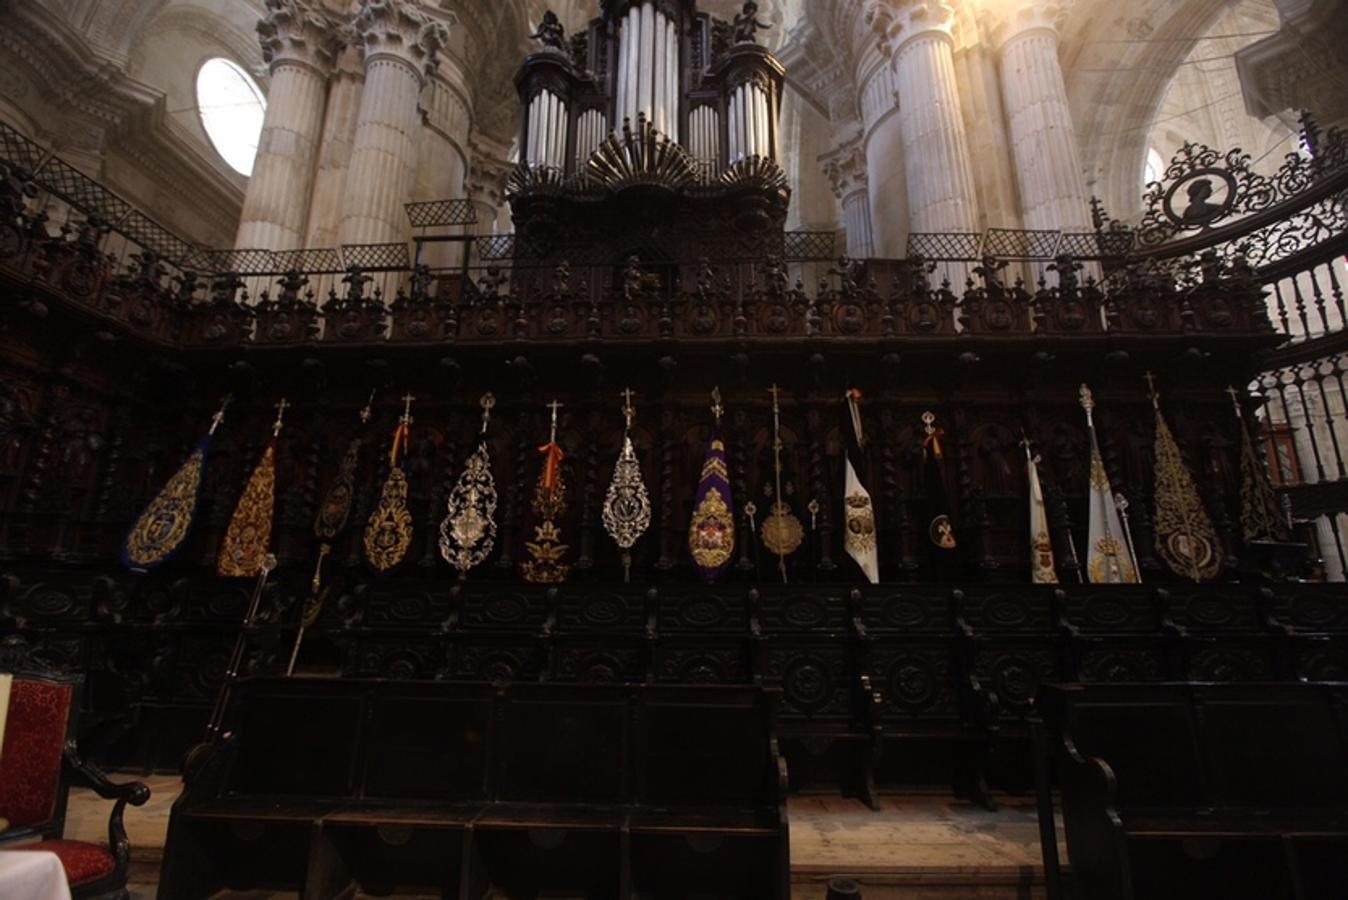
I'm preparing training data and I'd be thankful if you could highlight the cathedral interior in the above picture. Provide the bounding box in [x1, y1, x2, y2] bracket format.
[0, 0, 1346, 898]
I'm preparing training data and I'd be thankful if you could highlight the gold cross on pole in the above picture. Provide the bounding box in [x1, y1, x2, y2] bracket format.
[401, 393, 415, 425]
[711, 387, 724, 423]
[621, 388, 636, 430]
[547, 399, 563, 443]
[1143, 371, 1159, 409]
[272, 398, 290, 436]
[360, 389, 376, 424]
[209, 394, 232, 436]
[479, 393, 495, 434]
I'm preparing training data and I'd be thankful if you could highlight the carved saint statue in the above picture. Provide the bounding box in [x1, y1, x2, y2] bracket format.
[529, 10, 566, 51]
[733, 1, 770, 44]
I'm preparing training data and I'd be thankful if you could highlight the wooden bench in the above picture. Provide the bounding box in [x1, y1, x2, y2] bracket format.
[159, 677, 789, 900]
[1035, 682, 1348, 900]
[857, 588, 998, 809]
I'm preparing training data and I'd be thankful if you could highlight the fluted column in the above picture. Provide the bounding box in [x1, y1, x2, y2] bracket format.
[857, 58, 909, 256]
[305, 23, 364, 248]
[338, 0, 448, 247]
[995, 1, 1092, 232]
[824, 138, 874, 258]
[892, 1, 978, 234]
[235, 0, 336, 250]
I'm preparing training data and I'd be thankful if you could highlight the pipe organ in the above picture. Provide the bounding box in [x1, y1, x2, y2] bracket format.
[514, 1, 785, 185]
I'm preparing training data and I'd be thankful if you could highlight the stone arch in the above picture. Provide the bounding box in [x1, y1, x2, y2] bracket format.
[1062, 0, 1234, 222]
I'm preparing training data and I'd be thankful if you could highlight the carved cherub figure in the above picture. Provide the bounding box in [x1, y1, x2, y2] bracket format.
[733, 1, 770, 44]
[529, 10, 566, 51]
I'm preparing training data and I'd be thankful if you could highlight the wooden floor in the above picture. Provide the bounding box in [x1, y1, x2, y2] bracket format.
[66, 779, 1064, 899]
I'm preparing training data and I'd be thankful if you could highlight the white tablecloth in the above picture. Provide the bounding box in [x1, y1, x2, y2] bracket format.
[0, 850, 72, 900]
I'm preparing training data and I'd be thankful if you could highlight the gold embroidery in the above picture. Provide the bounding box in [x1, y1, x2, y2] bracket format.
[217, 445, 277, 577]
[603, 434, 652, 550]
[762, 501, 804, 556]
[440, 445, 498, 575]
[1088, 535, 1136, 584]
[929, 515, 957, 550]
[315, 438, 360, 541]
[364, 467, 413, 571]
[1152, 409, 1224, 581]
[844, 493, 876, 554]
[124, 447, 205, 569]
[1031, 529, 1059, 584]
[689, 487, 735, 569]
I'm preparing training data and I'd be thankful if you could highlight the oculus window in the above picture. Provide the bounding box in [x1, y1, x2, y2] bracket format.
[197, 58, 266, 176]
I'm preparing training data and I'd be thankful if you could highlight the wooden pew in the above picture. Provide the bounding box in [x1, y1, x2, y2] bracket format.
[856, 588, 997, 809]
[159, 677, 788, 900]
[1035, 682, 1348, 900]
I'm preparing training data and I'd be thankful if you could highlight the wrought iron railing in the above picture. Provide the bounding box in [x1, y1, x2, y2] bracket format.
[1085, 114, 1348, 579]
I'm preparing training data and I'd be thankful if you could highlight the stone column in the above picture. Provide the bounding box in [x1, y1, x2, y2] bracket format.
[823, 139, 874, 258]
[891, 0, 978, 234]
[994, 1, 1093, 232]
[338, 0, 449, 247]
[844, 3, 911, 258]
[235, 0, 337, 250]
[304, 23, 364, 249]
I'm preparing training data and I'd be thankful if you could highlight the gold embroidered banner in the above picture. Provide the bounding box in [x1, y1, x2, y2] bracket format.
[122, 398, 230, 572]
[219, 399, 287, 578]
[123, 442, 208, 572]
[365, 396, 415, 572]
[217, 442, 277, 578]
[521, 436, 570, 584]
[1149, 376, 1224, 582]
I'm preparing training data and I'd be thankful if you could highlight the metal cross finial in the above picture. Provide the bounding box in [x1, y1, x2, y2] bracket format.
[711, 387, 724, 423]
[846, 388, 865, 448]
[479, 393, 495, 434]
[922, 410, 936, 435]
[547, 399, 563, 443]
[401, 393, 415, 425]
[1019, 428, 1034, 460]
[1143, 371, 1160, 409]
[360, 389, 376, 424]
[621, 388, 636, 430]
[1225, 385, 1243, 420]
[209, 394, 233, 436]
[273, 398, 290, 436]
[1079, 384, 1095, 412]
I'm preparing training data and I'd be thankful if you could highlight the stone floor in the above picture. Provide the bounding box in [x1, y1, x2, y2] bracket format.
[65, 779, 1065, 899]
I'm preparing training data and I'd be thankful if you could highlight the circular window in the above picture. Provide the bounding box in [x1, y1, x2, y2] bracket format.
[196, 58, 266, 176]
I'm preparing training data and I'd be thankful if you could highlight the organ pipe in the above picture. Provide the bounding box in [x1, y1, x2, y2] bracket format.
[517, 1, 784, 175]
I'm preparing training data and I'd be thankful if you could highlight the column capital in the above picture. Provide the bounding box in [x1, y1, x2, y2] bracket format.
[821, 135, 869, 199]
[894, 0, 957, 40]
[991, 0, 1068, 51]
[466, 137, 514, 210]
[355, 0, 451, 83]
[257, 0, 341, 75]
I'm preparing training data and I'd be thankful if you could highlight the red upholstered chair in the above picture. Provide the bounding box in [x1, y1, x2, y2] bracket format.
[0, 674, 150, 900]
